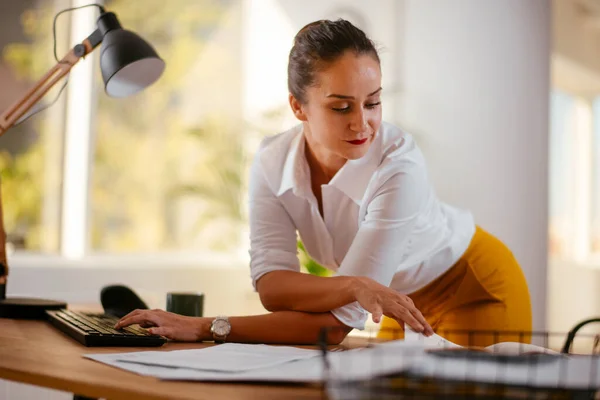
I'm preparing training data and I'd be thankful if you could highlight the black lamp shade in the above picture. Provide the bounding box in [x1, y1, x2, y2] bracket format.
[100, 29, 165, 98]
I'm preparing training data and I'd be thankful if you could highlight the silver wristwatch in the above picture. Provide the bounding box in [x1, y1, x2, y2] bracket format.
[210, 316, 231, 343]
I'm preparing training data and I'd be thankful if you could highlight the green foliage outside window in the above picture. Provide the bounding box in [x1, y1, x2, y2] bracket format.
[297, 240, 332, 277]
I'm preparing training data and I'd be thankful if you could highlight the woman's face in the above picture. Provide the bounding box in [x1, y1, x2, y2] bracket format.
[290, 51, 383, 162]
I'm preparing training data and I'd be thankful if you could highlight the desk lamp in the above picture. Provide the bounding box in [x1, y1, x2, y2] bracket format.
[0, 4, 165, 319]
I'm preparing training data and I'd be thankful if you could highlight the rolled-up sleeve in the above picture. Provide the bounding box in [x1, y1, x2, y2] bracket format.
[248, 155, 300, 290]
[330, 166, 427, 330]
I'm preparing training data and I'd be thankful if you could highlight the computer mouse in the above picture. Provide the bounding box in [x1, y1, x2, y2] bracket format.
[100, 284, 149, 318]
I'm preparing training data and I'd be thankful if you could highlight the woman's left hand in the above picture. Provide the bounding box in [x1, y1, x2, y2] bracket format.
[114, 309, 207, 341]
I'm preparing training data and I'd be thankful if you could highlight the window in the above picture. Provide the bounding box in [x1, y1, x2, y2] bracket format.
[549, 90, 600, 263]
[90, 0, 246, 254]
[0, 0, 70, 254]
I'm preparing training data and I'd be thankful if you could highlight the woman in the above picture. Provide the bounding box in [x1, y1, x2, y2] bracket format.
[116, 19, 532, 347]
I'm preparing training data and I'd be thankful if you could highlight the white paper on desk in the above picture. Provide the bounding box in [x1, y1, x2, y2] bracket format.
[403, 326, 559, 355]
[404, 325, 462, 350]
[85, 351, 326, 382]
[90, 343, 321, 373]
[85, 341, 425, 383]
[86, 345, 600, 389]
[85, 353, 190, 376]
[87, 351, 328, 382]
[156, 344, 423, 382]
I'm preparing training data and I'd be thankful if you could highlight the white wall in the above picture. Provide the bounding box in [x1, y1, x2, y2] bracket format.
[398, 0, 551, 331]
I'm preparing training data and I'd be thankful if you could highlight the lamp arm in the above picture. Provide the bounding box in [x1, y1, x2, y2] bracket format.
[0, 29, 103, 295]
[0, 32, 102, 137]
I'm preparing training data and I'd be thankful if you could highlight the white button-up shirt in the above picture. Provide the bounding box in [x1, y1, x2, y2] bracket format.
[248, 121, 475, 329]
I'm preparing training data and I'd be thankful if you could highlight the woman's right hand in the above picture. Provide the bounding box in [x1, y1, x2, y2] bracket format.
[352, 277, 434, 336]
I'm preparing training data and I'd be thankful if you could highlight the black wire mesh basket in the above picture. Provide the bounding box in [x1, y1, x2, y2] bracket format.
[319, 324, 600, 399]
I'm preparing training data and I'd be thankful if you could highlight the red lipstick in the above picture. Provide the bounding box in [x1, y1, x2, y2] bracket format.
[347, 138, 368, 145]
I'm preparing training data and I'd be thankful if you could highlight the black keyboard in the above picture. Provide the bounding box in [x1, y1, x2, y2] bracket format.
[46, 309, 167, 347]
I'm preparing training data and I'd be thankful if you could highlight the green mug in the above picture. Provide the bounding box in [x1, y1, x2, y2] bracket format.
[166, 292, 204, 317]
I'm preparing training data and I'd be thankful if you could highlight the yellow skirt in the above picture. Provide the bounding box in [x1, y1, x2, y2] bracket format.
[378, 226, 532, 347]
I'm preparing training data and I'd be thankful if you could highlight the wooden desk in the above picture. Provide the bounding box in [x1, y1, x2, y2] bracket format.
[0, 318, 328, 400]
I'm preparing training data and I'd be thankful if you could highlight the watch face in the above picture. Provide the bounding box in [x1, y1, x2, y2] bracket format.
[213, 319, 230, 336]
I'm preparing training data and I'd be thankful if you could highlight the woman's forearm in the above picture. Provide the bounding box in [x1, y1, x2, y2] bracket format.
[256, 271, 359, 313]
[197, 311, 352, 345]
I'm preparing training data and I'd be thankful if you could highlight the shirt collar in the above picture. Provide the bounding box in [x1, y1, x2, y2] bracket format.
[329, 131, 382, 205]
[277, 126, 382, 205]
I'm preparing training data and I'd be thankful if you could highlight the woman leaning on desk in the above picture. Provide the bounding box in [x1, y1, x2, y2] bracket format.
[116, 19, 532, 348]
